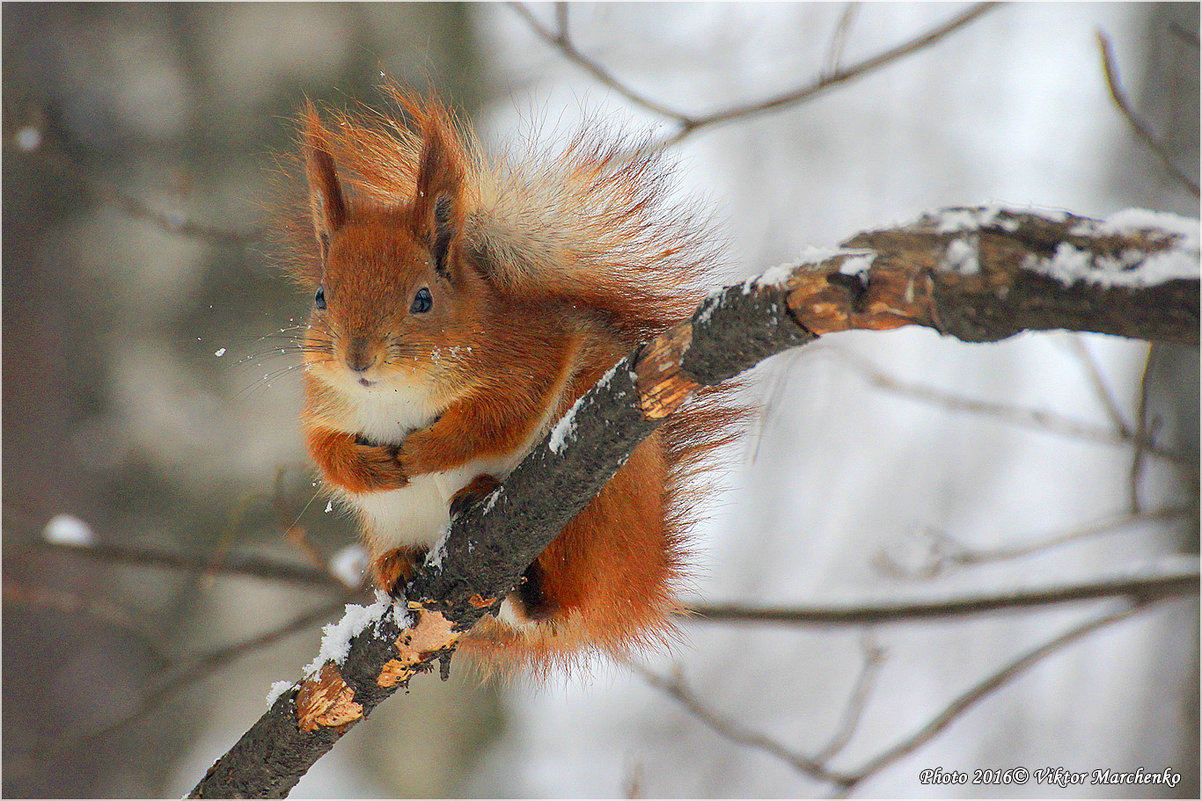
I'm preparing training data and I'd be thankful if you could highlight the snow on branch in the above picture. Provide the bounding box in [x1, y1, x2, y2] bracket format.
[189, 205, 1199, 798]
[786, 206, 1199, 344]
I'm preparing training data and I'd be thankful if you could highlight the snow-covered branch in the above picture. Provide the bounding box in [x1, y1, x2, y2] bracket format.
[784, 206, 1199, 344]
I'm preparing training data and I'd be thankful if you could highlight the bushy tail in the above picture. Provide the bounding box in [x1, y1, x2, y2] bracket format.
[305, 85, 724, 345]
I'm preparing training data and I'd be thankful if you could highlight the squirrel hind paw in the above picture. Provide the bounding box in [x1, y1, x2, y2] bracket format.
[448, 473, 501, 519]
[510, 561, 557, 622]
[371, 546, 429, 595]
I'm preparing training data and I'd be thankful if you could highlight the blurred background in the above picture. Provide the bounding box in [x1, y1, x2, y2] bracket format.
[3, 2, 1198, 797]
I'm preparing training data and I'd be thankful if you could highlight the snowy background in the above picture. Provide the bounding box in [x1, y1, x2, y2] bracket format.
[3, 3, 1197, 798]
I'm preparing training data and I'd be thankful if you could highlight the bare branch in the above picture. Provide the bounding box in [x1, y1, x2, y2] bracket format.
[29, 600, 349, 775]
[812, 633, 885, 764]
[14, 538, 346, 590]
[661, 3, 1001, 146]
[1065, 335, 1133, 437]
[622, 758, 644, 799]
[508, 3, 999, 148]
[7, 120, 263, 244]
[1130, 343, 1156, 512]
[840, 602, 1151, 787]
[505, 2, 692, 123]
[823, 3, 862, 78]
[827, 345, 1189, 464]
[3, 581, 172, 665]
[1168, 21, 1200, 48]
[688, 558, 1198, 626]
[627, 661, 854, 785]
[876, 505, 1192, 578]
[1097, 31, 1200, 198]
[640, 601, 1174, 795]
[28, 531, 1197, 628]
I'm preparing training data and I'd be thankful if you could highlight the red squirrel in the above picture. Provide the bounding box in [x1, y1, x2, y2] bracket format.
[281, 86, 739, 672]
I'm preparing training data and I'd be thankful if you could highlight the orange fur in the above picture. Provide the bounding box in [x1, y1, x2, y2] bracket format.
[280, 86, 742, 675]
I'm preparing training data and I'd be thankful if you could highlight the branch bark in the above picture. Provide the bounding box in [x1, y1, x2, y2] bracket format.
[189, 205, 1199, 798]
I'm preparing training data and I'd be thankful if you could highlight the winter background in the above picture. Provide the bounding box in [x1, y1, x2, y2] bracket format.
[3, 3, 1198, 798]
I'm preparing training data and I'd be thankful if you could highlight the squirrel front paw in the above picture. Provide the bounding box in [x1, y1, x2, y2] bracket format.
[352, 437, 409, 491]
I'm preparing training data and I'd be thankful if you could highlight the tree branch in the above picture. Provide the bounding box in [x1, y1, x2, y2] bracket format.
[635, 601, 1165, 796]
[875, 505, 1192, 578]
[660, 3, 1001, 146]
[507, 3, 1000, 148]
[7, 120, 262, 244]
[838, 602, 1150, 790]
[825, 345, 1190, 464]
[812, 633, 885, 765]
[505, 2, 692, 123]
[189, 205, 1199, 798]
[1097, 32, 1201, 199]
[689, 557, 1198, 626]
[13, 539, 344, 590]
[806, 207, 1199, 345]
[627, 661, 854, 785]
[27, 531, 1197, 628]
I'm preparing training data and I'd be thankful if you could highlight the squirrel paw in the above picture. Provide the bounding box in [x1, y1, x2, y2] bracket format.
[352, 437, 409, 491]
[372, 546, 428, 595]
[508, 561, 557, 623]
[449, 473, 500, 519]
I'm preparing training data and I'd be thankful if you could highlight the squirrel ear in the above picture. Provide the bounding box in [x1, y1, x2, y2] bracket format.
[412, 106, 466, 280]
[302, 101, 347, 259]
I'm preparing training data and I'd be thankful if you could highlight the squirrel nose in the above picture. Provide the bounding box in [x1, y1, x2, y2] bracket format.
[345, 336, 376, 373]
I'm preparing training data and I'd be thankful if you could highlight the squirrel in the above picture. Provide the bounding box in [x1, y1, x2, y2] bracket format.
[279, 86, 741, 673]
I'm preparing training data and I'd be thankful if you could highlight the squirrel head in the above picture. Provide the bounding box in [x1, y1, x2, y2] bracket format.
[299, 100, 488, 395]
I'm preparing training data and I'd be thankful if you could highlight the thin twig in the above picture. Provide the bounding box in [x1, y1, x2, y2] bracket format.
[828, 346, 1190, 465]
[1065, 335, 1132, 437]
[51, 599, 349, 752]
[660, 3, 1000, 146]
[839, 602, 1150, 790]
[506, 2, 693, 123]
[622, 759, 644, 799]
[26, 598, 349, 778]
[1168, 21, 1200, 48]
[1097, 31, 1200, 198]
[812, 632, 885, 764]
[688, 558, 1198, 626]
[1130, 343, 1156, 512]
[876, 505, 1191, 578]
[7, 121, 263, 244]
[2, 581, 172, 666]
[823, 3, 862, 78]
[14, 538, 346, 589]
[944, 506, 1191, 565]
[508, 2, 998, 148]
[628, 661, 854, 785]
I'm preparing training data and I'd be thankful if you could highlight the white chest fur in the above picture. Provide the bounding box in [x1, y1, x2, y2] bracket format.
[349, 376, 442, 444]
[330, 354, 575, 563]
[346, 451, 525, 553]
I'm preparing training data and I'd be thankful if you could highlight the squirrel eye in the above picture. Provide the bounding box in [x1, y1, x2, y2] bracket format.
[314, 286, 327, 310]
[410, 286, 432, 314]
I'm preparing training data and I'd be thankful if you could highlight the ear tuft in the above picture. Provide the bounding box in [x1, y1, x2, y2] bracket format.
[412, 100, 466, 279]
[302, 101, 347, 257]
